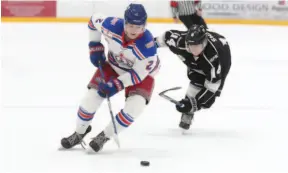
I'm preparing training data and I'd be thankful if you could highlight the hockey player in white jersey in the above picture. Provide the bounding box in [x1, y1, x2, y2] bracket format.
[60, 4, 160, 152]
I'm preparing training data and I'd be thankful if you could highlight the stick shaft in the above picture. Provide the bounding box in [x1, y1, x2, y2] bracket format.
[98, 62, 120, 148]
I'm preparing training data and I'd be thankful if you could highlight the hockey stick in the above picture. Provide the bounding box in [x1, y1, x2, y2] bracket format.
[98, 61, 120, 148]
[159, 87, 183, 106]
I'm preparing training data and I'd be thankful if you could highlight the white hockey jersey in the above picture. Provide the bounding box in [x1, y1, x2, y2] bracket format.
[88, 14, 160, 88]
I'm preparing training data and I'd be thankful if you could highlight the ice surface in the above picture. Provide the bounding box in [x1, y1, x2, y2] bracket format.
[1, 23, 288, 173]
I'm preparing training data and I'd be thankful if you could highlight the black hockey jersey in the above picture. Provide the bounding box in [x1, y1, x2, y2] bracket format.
[156, 29, 231, 106]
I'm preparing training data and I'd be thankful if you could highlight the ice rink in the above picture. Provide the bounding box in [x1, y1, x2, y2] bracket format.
[1, 23, 288, 173]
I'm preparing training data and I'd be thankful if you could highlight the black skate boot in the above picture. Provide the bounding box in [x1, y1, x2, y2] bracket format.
[61, 125, 92, 149]
[89, 131, 110, 152]
[179, 113, 194, 130]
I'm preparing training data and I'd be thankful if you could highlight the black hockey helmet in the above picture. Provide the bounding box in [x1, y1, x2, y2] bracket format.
[185, 25, 207, 45]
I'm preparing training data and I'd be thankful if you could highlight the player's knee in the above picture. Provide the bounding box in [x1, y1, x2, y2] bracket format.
[80, 88, 104, 112]
[201, 97, 216, 109]
[123, 95, 146, 119]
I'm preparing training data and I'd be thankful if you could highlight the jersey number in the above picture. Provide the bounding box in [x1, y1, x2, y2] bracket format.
[166, 33, 179, 47]
[95, 19, 103, 23]
[146, 61, 154, 71]
[166, 39, 176, 47]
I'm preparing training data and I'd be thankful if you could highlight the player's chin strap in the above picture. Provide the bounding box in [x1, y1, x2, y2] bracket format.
[98, 61, 120, 148]
[159, 87, 184, 107]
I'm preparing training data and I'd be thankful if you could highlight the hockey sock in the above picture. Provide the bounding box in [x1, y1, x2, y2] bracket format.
[76, 88, 105, 134]
[103, 95, 146, 138]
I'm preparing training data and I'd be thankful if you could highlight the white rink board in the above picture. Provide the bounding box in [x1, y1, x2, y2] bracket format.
[57, 1, 171, 18]
[57, 1, 95, 18]
[56, 0, 288, 21]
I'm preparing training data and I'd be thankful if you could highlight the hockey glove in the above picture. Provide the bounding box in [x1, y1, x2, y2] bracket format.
[98, 78, 124, 97]
[176, 96, 198, 113]
[89, 42, 106, 67]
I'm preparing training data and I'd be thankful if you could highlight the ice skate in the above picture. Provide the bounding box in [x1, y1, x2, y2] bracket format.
[60, 125, 92, 149]
[179, 113, 194, 130]
[87, 131, 110, 153]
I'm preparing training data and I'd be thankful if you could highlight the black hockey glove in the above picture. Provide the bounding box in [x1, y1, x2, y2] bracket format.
[176, 96, 198, 113]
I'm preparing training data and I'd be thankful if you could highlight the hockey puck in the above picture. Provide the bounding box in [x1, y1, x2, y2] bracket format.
[140, 161, 150, 166]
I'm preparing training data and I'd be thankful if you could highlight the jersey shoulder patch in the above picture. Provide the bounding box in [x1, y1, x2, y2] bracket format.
[101, 17, 124, 37]
[134, 29, 157, 59]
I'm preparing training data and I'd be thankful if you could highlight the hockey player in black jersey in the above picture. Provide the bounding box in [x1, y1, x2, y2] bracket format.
[155, 25, 231, 130]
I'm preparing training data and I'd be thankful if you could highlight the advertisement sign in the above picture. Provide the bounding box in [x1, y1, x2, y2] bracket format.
[1, 0, 287, 25]
[270, 0, 288, 20]
[1, 0, 56, 17]
[201, 1, 288, 21]
[202, 1, 270, 19]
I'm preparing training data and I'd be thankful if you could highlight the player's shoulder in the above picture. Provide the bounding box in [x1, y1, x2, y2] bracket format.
[135, 29, 154, 47]
[207, 30, 225, 40]
[101, 17, 124, 35]
[89, 13, 124, 34]
[205, 30, 229, 59]
[134, 29, 157, 58]
[206, 30, 228, 48]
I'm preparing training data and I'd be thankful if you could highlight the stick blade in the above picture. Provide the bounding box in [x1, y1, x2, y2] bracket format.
[114, 135, 120, 148]
[159, 86, 182, 96]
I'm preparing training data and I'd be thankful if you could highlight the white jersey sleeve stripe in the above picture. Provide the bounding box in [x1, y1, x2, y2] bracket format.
[88, 18, 97, 30]
[101, 26, 122, 40]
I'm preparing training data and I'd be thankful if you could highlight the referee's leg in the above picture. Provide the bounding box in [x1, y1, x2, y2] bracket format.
[190, 13, 208, 29]
[179, 15, 194, 29]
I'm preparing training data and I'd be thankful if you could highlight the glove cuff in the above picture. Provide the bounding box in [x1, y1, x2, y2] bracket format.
[111, 79, 124, 91]
[89, 42, 104, 54]
[186, 96, 198, 113]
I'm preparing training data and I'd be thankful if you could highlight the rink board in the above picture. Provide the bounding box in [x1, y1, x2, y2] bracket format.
[2, 17, 288, 26]
[2, 0, 288, 26]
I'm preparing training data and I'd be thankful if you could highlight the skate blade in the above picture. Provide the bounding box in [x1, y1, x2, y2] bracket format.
[57, 146, 66, 151]
[58, 145, 72, 151]
[85, 145, 97, 155]
[181, 129, 188, 135]
[57, 146, 86, 151]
